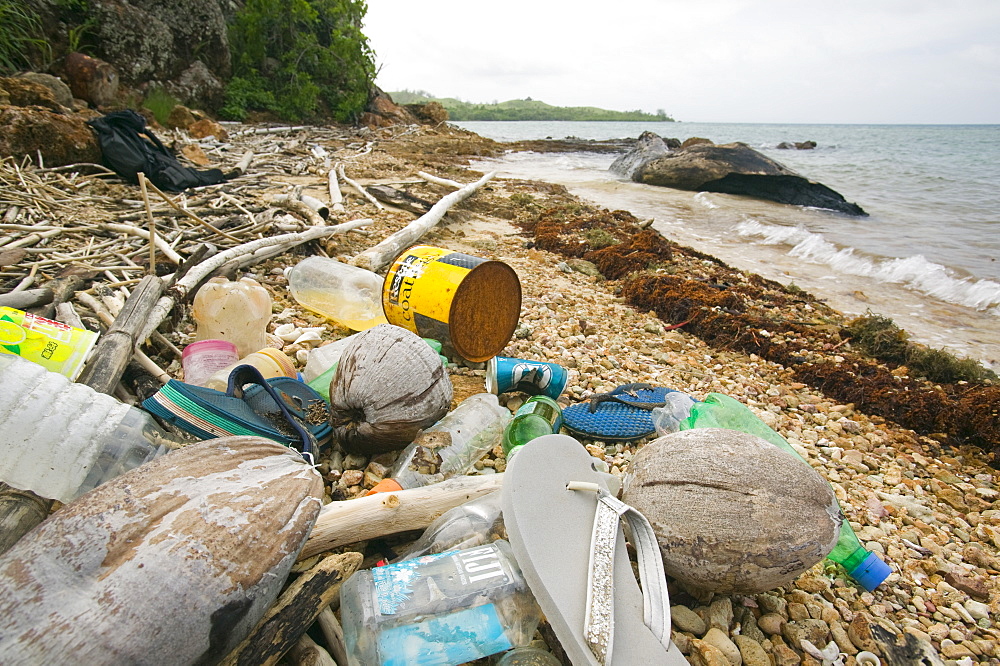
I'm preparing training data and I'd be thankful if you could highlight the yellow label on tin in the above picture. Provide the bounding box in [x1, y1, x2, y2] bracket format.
[383, 246, 484, 334]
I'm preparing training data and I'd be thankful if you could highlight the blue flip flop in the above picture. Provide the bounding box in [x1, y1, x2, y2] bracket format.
[563, 383, 678, 442]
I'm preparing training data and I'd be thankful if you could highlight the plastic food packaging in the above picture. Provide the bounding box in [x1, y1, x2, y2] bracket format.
[501, 396, 563, 460]
[0, 306, 98, 380]
[191, 276, 272, 357]
[203, 348, 297, 392]
[340, 540, 542, 666]
[677, 391, 890, 591]
[0, 354, 181, 503]
[286, 256, 388, 331]
[181, 339, 240, 387]
[369, 393, 511, 494]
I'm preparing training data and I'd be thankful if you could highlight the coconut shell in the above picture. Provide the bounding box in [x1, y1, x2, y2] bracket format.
[622, 428, 841, 594]
[329, 324, 453, 455]
[0, 436, 323, 664]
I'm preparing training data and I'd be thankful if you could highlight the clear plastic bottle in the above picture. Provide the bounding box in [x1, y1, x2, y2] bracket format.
[501, 396, 562, 460]
[369, 393, 511, 494]
[0, 354, 182, 503]
[398, 492, 505, 561]
[340, 539, 542, 666]
[181, 339, 240, 387]
[286, 256, 388, 331]
[203, 347, 297, 392]
[676, 392, 890, 590]
[495, 647, 561, 666]
[191, 276, 273, 357]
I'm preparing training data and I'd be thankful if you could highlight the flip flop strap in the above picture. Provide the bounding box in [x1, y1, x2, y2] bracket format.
[569, 482, 672, 665]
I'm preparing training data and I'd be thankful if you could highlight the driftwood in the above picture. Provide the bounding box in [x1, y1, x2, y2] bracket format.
[300, 473, 504, 559]
[0, 484, 51, 556]
[316, 607, 348, 666]
[0, 287, 53, 309]
[351, 171, 496, 273]
[221, 551, 363, 666]
[418, 170, 463, 189]
[364, 184, 432, 215]
[337, 163, 383, 209]
[289, 634, 337, 666]
[0, 437, 325, 664]
[271, 194, 328, 225]
[328, 168, 345, 214]
[75, 275, 165, 394]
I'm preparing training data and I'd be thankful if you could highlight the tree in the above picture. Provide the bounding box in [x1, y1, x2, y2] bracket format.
[223, 0, 375, 123]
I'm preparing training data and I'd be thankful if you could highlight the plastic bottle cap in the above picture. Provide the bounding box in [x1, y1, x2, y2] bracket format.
[847, 551, 891, 591]
[366, 478, 404, 495]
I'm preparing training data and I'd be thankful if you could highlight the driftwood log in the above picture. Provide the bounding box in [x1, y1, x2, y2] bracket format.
[351, 171, 495, 273]
[0, 483, 51, 556]
[221, 551, 362, 666]
[0, 437, 324, 664]
[300, 473, 504, 559]
[289, 634, 338, 666]
[364, 184, 432, 215]
[316, 607, 348, 666]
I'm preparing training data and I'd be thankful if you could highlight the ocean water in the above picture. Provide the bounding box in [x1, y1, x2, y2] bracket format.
[455, 121, 1000, 373]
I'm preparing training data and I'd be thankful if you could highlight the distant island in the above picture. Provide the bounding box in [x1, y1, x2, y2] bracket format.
[389, 90, 675, 122]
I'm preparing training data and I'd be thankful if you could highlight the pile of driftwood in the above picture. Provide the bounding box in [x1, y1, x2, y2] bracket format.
[0, 121, 499, 664]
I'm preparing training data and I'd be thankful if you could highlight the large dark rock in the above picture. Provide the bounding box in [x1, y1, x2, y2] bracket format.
[613, 133, 867, 216]
[609, 131, 670, 179]
[0, 106, 100, 166]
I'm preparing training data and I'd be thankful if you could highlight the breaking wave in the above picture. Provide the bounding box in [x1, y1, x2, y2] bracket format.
[736, 219, 1000, 314]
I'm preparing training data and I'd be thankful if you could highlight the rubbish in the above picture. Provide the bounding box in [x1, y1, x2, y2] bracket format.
[303, 337, 355, 383]
[676, 392, 891, 591]
[328, 324, 452, 455]
[286, 256, 389, 331]
[181, 338, 240, 387]
[0, 306, 98, 380]
[143, 365, 330, 455]
[0, 436, 323, 664]
[382, 245, 521, 362]
[622, 427, 841, 594]
[369, 393, 511, 494]
[486, 356, 568, 399]
[650, 391, 699, 435]
[397, 491, 505, 561]
[563, 383, 677, 442]
[340, 540, 542, 666]
[500, 434, 686, 665]
[202, 346, 297, 392]
[0, 354, 180, 503]
[191, 276, 273, 357]
[501, 395, 563, 460]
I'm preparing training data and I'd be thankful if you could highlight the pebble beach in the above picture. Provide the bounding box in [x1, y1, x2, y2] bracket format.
[230, 122, 1000, 665]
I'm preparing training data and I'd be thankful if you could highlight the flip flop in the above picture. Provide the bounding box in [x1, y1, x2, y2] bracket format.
[501, 434, 686, 665]
[562, 383, 678, 442]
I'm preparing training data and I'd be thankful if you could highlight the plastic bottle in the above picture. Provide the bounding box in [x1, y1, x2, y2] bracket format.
[676, 392, 891, 591]
[181, 339, 240, 387]
[501, 395, 562, 461]
[203, 347, 297, 392]
[495, 646, 561, 666]
[399, 492, 505, 561]
[340, 539, 542, 666]
[0, 354, 182, 503]
[286, 256, 388, 331]
[191, 276, 272, 357]
[369, 393, 512, 494]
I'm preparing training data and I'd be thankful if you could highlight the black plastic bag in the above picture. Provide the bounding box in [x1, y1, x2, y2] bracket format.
[87, 110, 232, 192]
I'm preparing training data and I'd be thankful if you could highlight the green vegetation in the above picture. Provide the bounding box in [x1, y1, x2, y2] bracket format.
[844, 312, 996, 384]
[391, 90, 674, 122]
[0, 0, 50, 74]
[143, 87, 182, 125]
[583, 228, 620, 250]
[223, 0, 375, 122]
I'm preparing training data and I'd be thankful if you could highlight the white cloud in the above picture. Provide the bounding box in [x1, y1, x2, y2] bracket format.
[363, 0, 1000, 123]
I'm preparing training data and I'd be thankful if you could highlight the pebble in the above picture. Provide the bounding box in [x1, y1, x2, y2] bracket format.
[673, 604, 708, 636]
[703, 627, 742, 665]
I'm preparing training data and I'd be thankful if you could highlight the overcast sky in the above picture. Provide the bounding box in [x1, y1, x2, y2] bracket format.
[363, 1, 1000, 124]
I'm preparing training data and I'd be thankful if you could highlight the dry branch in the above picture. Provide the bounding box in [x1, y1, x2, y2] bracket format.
[351, 171, 496, 273]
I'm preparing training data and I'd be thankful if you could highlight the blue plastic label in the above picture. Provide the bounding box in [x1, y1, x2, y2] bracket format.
[371, 552, 449, 615]
[377, 603, 513, 666]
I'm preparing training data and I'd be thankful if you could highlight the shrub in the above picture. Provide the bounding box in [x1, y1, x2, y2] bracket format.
[224, 0, 375, 123]
[0, 0, 49, 74]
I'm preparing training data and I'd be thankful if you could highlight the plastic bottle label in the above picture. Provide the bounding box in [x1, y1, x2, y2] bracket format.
[0, 307, 98, 380]
[377, 603, 513, 666]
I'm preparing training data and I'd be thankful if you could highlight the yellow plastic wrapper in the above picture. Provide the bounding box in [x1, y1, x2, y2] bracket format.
[0, 307, 98, 380]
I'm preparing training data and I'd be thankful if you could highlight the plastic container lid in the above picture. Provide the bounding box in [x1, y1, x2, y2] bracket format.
[847, 551, 891, 591]
[182, 339, 238, 359]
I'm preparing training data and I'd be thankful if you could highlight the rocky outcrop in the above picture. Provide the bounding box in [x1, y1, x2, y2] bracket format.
[612, 133, 867, 216]
[15, 73, 73, 109]
[609, 131, 671, 179]
[0, 106, 100, 166]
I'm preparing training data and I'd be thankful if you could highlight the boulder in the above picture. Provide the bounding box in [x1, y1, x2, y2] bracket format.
[795, 141, 817, 150]
[164, 60, 226, 111]
[680, 136, 714, 149]
[0, 106, 100, 166]
[361, 88, 420, 128]
[16, 73, 73, 109]
[0, 77, 63, 112]
[64, 52, 119, 107]
[615, 134, 867, 215]
[405, 101, 449, 125]
[622, 428, 841, 594]
[610, 131, 671, 180]
[166, 104, 197, 130]
[188, 118, 228, 141]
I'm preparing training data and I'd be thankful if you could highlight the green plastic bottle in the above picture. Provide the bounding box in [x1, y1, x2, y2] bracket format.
[679, 392, 890, 591]
[502, 396, 563, 460]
